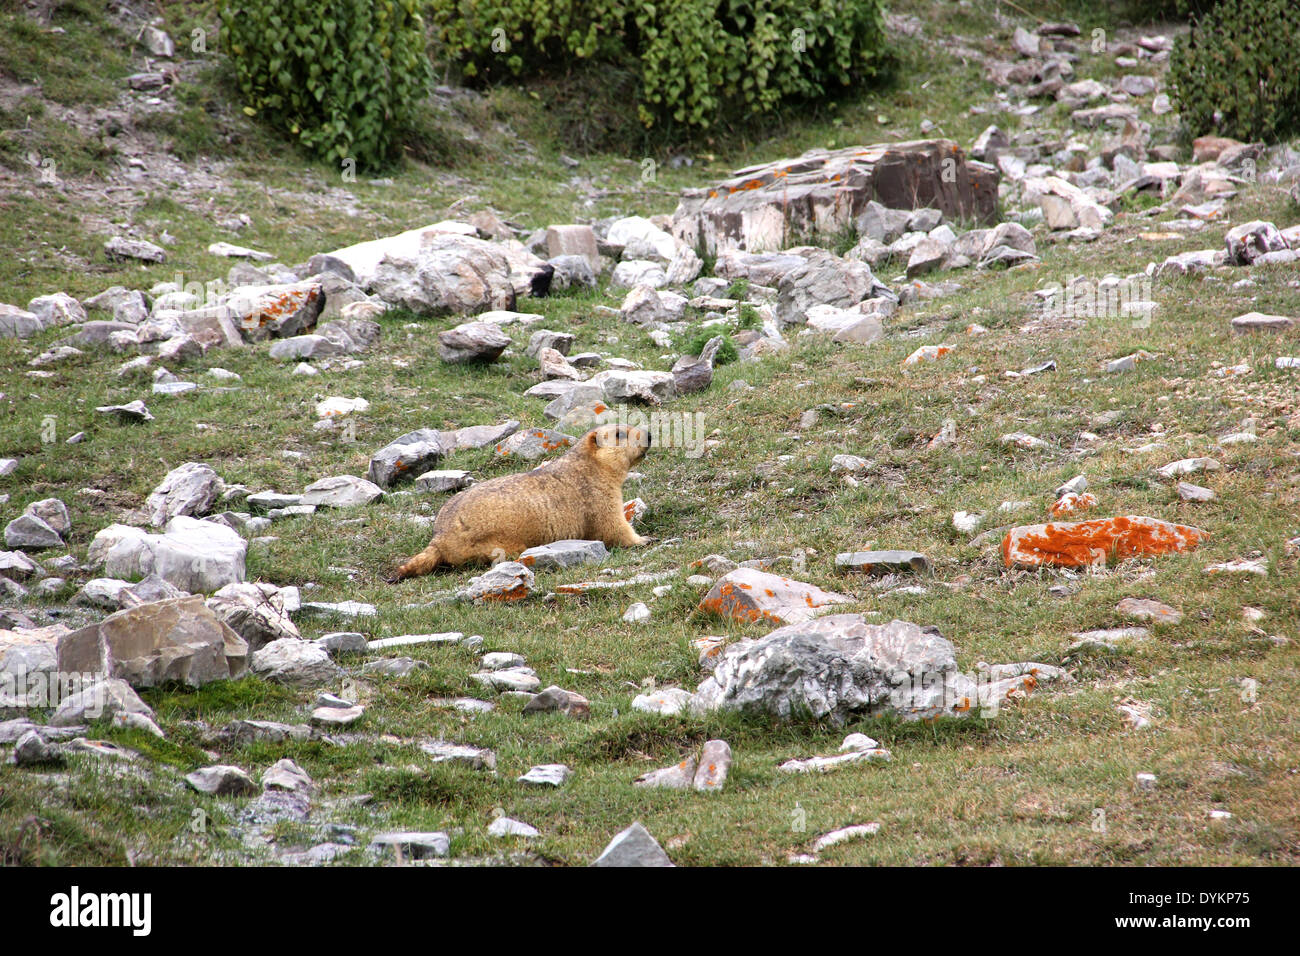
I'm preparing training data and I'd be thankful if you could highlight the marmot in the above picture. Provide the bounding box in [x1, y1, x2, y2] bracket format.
[388, 423, 651, 581]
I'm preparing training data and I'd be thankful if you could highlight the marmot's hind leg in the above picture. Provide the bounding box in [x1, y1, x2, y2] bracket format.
[387, 544, 443, 583]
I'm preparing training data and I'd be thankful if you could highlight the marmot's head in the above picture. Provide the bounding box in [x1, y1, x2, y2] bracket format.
[584, 423, 651, 475]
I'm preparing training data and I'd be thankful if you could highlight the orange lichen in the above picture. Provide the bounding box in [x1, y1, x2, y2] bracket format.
[1049, 492, 1098, 518]
[1002, 516, 1207, 568]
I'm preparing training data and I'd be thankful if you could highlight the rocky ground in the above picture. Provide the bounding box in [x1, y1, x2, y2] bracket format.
[0, 2, 1298, 866]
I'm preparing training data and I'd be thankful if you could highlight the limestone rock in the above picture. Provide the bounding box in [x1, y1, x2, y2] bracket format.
[56, 595, 248, 689]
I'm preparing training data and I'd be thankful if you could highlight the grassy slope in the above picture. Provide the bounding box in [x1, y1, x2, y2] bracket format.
[0, 0, 1297, 865]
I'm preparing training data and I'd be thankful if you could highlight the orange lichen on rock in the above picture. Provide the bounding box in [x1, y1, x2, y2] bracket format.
[1001, 515, 1207, 569]
[1049, 491, 1098, 517]
[697, 567, 851, 625]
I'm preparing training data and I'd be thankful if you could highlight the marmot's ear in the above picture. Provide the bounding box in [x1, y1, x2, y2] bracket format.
[584, 429, 600, 451]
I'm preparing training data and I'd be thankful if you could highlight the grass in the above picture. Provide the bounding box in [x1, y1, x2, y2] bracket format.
[0, 0, 1298, 866]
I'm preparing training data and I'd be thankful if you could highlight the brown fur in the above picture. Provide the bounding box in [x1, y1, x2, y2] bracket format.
[387, 424, 650, 581]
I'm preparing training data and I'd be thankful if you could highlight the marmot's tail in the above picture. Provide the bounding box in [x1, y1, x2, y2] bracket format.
[387, 545, 442, 583]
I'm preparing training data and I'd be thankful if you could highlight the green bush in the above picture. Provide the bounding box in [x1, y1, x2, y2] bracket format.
[426, 0, 888, 132]
[218, 0, 432, 165]
[1169, 0, 1300, 143]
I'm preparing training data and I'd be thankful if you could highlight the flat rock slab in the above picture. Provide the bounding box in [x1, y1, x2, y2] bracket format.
[366, 632, 463, 651]
[671, 140, 998, 254]
[518, 539, 609, 569]
[698, 567, 851, 626]
[301, 475, 384, 508]
[419, 740, 497, 770]
[778, 749, 892, 773]
[835, 550, 931, 575]
[1117, 597, 1183, 625]
[634, 758, 697, 789]
[1231, 312, 1293, 333]
[1002, 516, 1207, 568]
[517, 764, 571, 787]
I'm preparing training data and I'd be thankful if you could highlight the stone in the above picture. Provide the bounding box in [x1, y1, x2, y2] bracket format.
[517, 763, 570, 787]
[367, 633, 462, 651]
[545, 224, 601, 272]
[1156, 458, 1221, 480]
[262, 758, 315, 795]
[0, 551, 39, 581]
[835, 550, 931, 575]
[634, 757, 697, 789]
[27, 293, 85, 328]
[1225, 221, 1288, 265]
[456, 561, 534, 604]
[811, 823, 880, 853]
[206, 582, 300, 653]
[438, 320, 511, 363]
[301, 475, 384, 508]
[23, 498, 70, 533]
[494, 428, 576, 460]
[591, 822, 673, 867]
[1002, 516, 1207, 569]
[628, 687, 692, 716]
[50, 677, 156, 727]
[97, 516, 247, 593]
[522, 686, 590, 719]
[779, 749, 892, 773]
[104, 236, 166, 263]
[356, 233, 517, 315]
[620, 284, 685, 325]
[249, 638, 341, 687]
[184, 764, 258, 796]
[56, 596, 248, 689]
[518, 539, 608, 569]
[906, 237, 950, 277]
[145, 462, 223, 527]
[362, 657, 426, 678]
[0, 303, 45, 338]
[1117, 597, 1183, 625]
[13, 729, 65, 767]
[471, 666, 541, 693]
[1025, 176, 1113, 230]
[699, 567, 851, 626]
[369, 831, 449, 860]
[588, 369, 676, 405]
[611, 260, 668, 289]
[4, 514, 63, 549]
[775, 251, 891, 326]
[672, 141, 998, 254]
[1230, 312, 1293, 334]
[527, 330, 576, 357]
[1176, 482, 1215, 502]
[298, 600, 376, 618]
[623, 602, 651, 624]
[692, 739, 732, 791]
[692, 615, 964, 723]
[488, 816, 540, 838]
[414, 470, 473, 493]
[314, 632, 367, 656]
[306, 703, 361, 727]
[903, 344, 953, 367]
[367, 429, 449, 488]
